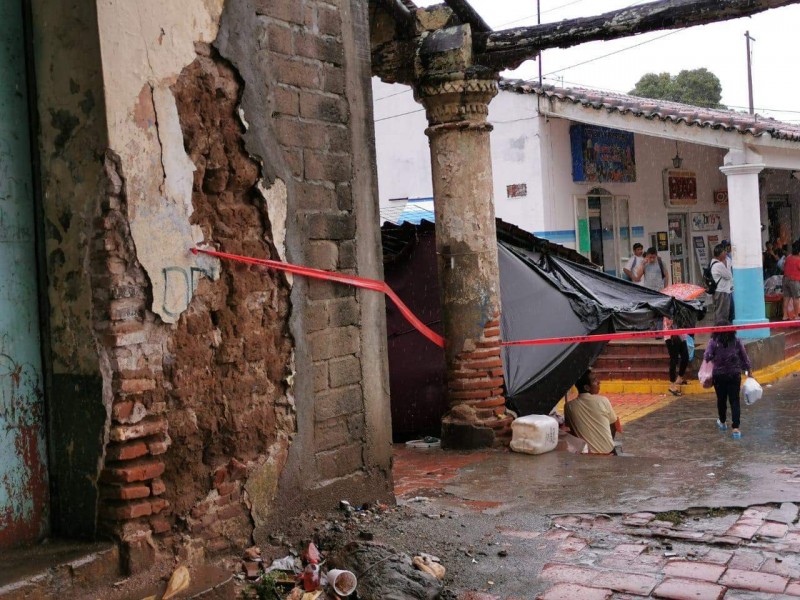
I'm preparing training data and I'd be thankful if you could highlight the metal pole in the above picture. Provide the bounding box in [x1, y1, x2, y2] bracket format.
[537, 0, 542, 85]
[745, 30, 755, 115]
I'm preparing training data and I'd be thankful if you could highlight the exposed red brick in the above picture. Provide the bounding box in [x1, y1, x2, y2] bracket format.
[106, 440, 148, 462]
[150, 517, 171, 534]
[100, 484, 151, 501]
[450, 377, 504, 391]
[150, 478, 166, 496]
[457, 358, 503, 371]
[472, 396, 507, 409]
[101, 459, 165, 484]
[150, 498, 170, 515]
[146, 438, 169, 455]
[109, 418, 167, 442]
[450, 389, 493, 400]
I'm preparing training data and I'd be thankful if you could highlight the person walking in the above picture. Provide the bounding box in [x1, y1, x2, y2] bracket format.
[782, 240, 800, 320]
[710, 244, 734, 324]
[635, 247, 666, 292]
[664, 317, 689, 396]
[704, 320, 752, 439]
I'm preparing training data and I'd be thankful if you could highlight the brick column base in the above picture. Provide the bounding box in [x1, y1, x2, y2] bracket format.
[441, 317, 513, 449]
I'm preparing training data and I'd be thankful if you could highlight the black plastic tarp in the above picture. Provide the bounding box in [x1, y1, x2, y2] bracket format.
[499, 242, 703, 416]
[382, 220, 704, 439]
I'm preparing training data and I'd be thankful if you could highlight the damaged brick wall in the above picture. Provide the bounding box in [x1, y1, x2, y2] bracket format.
[167, 47, 294, 557]
[60, 0, 390, 573]
[92, 151, 172, 571]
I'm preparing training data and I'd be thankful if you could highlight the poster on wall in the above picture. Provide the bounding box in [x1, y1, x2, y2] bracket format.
[691, 212, 723, 232]
[570, 124, 636, 183]
[663, 169, 698, 206]
[693, 235, 709, 269]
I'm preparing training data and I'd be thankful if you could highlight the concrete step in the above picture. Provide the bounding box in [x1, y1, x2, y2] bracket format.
[0, 540, 120, 600]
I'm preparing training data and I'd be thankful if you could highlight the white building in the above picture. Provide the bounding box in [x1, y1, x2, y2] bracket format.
[374, 78, 800, 337]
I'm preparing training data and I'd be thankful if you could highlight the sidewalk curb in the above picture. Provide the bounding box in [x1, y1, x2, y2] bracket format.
[602, 354, 800, 395]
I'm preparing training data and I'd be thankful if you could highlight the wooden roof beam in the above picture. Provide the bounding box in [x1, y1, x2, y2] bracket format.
[443, 0, 491, 33]
[479, 0, 800, 69]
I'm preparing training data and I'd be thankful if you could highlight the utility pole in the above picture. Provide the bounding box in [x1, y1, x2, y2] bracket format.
[537, 0, 542, 85]
[745, 30, 756, 114]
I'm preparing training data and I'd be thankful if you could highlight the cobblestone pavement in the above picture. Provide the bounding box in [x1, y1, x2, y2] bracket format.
[388, 376, 800, 599]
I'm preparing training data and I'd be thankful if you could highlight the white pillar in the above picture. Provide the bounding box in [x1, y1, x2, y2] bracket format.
[720, 155, 769, 339]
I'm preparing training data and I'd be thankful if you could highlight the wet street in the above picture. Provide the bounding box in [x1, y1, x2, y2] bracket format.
[365, 374, 800, 599]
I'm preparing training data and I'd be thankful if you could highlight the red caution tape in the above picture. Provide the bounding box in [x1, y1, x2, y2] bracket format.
[501, 319, 800, 347]
[191, 247, 445, 348]
[193, 246, 798, 350]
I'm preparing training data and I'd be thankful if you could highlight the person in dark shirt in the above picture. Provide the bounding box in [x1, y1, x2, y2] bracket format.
[704, 320, 752, 440]
[763, 240, 779, 278]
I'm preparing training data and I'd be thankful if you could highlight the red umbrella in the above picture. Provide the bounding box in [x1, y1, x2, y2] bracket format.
[661, 282, 706, 301]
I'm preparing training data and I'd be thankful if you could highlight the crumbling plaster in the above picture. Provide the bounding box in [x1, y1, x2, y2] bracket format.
[95, 0, 227, 323]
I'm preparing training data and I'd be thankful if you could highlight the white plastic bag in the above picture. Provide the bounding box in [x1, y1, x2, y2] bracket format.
[742, 376, 763, 406]
[698, 359, 714, 388]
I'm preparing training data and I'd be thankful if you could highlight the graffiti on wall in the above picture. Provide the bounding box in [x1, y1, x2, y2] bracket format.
[161, 253, 220, 318]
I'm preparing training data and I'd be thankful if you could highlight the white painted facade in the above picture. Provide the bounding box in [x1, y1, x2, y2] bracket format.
[374, 79, 800, 291]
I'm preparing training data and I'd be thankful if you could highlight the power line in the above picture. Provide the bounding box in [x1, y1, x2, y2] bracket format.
[497, 0, 589, 28]
[374, 88, 413, 102]
[540, 28, 685, 78]
[374, 107, 425, 123]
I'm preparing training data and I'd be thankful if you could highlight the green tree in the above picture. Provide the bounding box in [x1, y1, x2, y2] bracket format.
[629, 68, 724, 109]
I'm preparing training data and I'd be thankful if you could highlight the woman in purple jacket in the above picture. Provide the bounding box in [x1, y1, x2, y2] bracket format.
[704, 320, 752, 439]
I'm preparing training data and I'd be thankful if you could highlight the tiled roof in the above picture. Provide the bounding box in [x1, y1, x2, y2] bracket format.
[500, 79, 800, 144]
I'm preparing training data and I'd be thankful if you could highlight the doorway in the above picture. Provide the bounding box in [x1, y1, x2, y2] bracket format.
[767, 195, 792, 251]
[575, 189, 630, 276]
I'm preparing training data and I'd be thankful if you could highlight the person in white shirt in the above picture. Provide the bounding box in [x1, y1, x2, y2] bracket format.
[710, 244, 734, 324]
[623, 243, 644, 282]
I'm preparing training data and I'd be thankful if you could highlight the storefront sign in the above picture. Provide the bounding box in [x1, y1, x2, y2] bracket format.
[663, 169, 698, 206]
[570, 124, 636, 183]
[691, 212, 723, 232]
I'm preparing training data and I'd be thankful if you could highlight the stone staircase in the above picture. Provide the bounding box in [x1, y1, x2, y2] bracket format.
[593, 340, 693, 381]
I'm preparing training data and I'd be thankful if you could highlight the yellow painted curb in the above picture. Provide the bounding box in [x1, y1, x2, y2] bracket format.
[602, 354, 800, 395]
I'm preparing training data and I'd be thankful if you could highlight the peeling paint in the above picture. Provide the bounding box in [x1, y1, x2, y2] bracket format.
[96, 0, 226, 323]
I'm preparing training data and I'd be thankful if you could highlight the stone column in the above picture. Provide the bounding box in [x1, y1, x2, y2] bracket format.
[416, 72, 513, 448]
[720, 151, 769, 339]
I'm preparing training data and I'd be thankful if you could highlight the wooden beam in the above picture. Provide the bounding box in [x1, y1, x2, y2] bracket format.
[443, 0, 491, 33]
[374, 0, 415, 30]
[479, 0, 800, 69]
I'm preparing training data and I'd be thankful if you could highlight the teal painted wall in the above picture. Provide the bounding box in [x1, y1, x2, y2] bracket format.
[0, 0, 49, 547]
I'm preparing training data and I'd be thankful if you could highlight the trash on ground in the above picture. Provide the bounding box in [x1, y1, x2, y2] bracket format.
[405, 436, 441, 449]
[412, 554, 446, 580]
[162, 565, 190, 600]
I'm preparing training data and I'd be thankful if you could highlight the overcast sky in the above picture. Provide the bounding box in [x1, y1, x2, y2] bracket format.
[411, 0, 800, 123]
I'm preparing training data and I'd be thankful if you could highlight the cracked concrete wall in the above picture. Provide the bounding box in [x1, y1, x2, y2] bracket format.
[95, 0, 225, 323]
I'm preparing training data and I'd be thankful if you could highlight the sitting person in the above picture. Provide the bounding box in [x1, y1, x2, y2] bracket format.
[565, 369, 622, 455]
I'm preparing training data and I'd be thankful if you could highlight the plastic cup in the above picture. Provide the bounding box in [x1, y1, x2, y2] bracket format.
[327, 569, 357, 596]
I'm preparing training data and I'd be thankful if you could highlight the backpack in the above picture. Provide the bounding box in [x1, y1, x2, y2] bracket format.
[703, 260, 719, 294]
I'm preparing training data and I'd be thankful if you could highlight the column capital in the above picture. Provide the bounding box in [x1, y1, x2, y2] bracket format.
[415, 75, 498, 129]
[719, 163, 766, 177]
